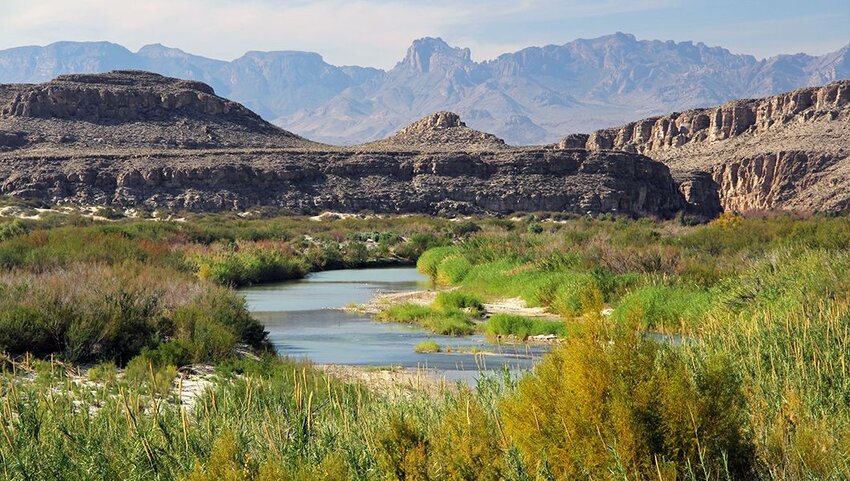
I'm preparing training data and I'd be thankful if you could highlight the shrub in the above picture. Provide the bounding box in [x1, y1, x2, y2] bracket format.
[0, 219, 27, 241]
[527, 222, 544, 234]
[0, 264, 266, 364]
[186, 431, 254, 481]
[433, 291, 484, 316]
[414, 340, 441, 353]
[436, 255, 473, 285]
[452, 221, 481, 237]
[87, 361, 117, 382]
[550, 274, 602, 317]
[378, 304, 475, 336]
[375, 415, 431, 480]
[189, 288, 268, 349]
[424, 311, 475, 336]
[501, 326, 754, 479]
[430, 389, 504, 480]
[190, 242, 309, 287]
[377, 304, 433, 324]
[124, 353, 177, 396]
[484, 314, 566, 340]
[417, 246, 461, 280]
[612, 284, 713, 331]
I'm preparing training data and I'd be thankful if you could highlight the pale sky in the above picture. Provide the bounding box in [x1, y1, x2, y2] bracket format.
[1, 0, 848, 68]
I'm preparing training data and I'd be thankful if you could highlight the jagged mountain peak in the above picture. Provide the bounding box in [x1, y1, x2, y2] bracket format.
[400, 37, 473, 73]
[1, 35, 850, 145]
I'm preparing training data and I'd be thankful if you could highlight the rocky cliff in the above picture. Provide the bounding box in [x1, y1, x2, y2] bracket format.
[559, 81, 850, 212]
[0, 71, 312, 150]
[4, 35, 848, 145]
[0, 71, 694, 217]
[0, 149, 685, 216]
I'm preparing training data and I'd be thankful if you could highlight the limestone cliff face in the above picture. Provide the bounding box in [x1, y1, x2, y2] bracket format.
[573, 81, 850, 153]
[3, 71, 256, 124]
[0, 149, 686, 216]
[710, 151, 850, 212]
[559, 81, 850, 212]
[0, 71, 310, 149]
[0, 71, 692, 217]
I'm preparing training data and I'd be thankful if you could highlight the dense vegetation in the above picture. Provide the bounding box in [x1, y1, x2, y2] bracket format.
[1, 210, 850, 480]
[0, 212, 457, 364]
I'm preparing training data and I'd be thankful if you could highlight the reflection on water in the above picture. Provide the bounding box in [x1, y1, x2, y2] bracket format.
[240, 267, 546, 383]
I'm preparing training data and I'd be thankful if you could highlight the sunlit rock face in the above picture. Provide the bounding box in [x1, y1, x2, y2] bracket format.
[0, 71, 691, 217]
[561, 81, 850, 213]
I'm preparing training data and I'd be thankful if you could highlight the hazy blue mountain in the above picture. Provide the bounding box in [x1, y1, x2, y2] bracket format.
[0, 34, 848, 144]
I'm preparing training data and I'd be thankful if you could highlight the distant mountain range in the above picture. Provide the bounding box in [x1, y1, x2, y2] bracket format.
[1, 33, 848, 145]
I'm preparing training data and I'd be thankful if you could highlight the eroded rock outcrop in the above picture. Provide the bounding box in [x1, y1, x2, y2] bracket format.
[561, 81, 850, 154]
[363, 111, 509, 151]
[0, 71, 311, 150]
[0, 130, 26, 151]
[559, 81, 850, 212]
[0, 149, 685, 216]
[0, 71, 691, 217]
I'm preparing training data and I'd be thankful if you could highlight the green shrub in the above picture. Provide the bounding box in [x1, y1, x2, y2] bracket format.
[436, 255, 473, 285]
[124, 353, 177, 396]
[377, 304, 433, 324]
[0, 264, 266, 364]
[87, 361, 117, 382]
[484, 314, 566, 340]
[433, 291, 484, 316]
[502, 326, 754, 479]
[527, 222, 544, 234]
[192, 243, 309, 287]
[430, 389, 504, 480]
[550, 273, 602, 317]
[452, 221, 481, 237]
[424, 310, 475, 336]
[414, 340, 441, 353]
[375, 415, 431, 480]
[188, 288, 268, 349]
[0, 219, 27, 241]
[378, 304, 475, 336]
[417, 246, 461, 280]
[612, 284, 713, 331]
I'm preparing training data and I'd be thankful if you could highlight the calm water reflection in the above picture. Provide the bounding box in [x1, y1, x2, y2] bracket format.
[240, 267, 545, 383]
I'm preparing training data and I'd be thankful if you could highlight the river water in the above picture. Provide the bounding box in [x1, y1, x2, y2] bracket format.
[240, 267, 546, 383]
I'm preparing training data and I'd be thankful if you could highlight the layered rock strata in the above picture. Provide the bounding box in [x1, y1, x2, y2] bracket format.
[0, 71, 699, 217]
[559, 81, 850, 212]
[0, 149, 686, 216]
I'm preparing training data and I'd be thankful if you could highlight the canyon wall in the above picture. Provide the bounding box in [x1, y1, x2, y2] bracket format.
[559, 81, 850, 212]
[0, 149, 689, 217]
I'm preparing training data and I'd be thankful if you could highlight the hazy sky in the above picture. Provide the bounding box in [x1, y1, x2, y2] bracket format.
[2, 0, 849, 68]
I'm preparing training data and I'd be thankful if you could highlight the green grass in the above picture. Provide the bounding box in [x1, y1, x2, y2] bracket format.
[432, 291, 484, 316]
[4, 211, 850, 479]
[483, 313, 567, 340]
[413, 340, 441, 353]
[376, 304, 475, 336]
[611, 284, 714, 331]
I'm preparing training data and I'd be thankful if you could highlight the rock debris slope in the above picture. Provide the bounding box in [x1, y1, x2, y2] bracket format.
[559, 81, 850, 212]
[0, 71, 692, 217]
[361, 112, 509, 151]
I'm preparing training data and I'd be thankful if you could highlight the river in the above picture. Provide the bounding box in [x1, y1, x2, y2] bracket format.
[240, 267, 546, 383]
